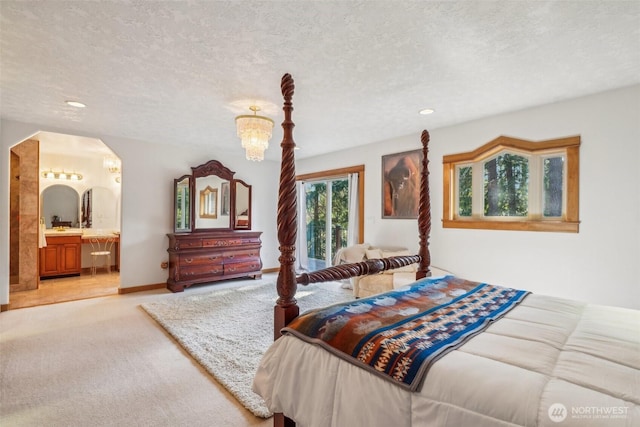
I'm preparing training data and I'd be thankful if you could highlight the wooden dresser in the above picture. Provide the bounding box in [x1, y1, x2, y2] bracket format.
[166, 230, 262, 292]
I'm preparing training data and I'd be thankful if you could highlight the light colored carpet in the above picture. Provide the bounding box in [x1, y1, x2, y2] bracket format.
[0, 280, 274, 427]
[140, 280, 353, 418]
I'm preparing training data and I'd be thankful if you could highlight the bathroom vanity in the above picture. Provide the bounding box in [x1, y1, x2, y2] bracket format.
[40, 230, 120, 278]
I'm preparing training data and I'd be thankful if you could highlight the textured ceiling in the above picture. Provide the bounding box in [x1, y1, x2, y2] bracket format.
[1, 1, 639, 160]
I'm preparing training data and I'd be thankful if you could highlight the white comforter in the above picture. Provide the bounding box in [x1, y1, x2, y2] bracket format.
[253, 293, 639, 426]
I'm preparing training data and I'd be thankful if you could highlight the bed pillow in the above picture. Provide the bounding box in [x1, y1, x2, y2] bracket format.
[339, 243, 370, 263]
[365, 249, 383, 260]
[381, 249, 417, 273]
[381, 249, 411, 258]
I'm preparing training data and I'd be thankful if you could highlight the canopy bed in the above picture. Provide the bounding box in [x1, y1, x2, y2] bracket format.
[253, 74, 639, 427]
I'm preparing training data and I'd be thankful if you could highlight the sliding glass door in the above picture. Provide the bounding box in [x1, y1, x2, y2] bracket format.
[303, 178, 348, 271]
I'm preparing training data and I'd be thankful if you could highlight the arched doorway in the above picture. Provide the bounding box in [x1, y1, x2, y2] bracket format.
[8, 132, 122, 309]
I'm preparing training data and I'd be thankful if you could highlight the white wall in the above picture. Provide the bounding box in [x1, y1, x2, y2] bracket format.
[297, 85, 640, 309]
[2, 86, 638, 309]
[1, 120, 281, 305]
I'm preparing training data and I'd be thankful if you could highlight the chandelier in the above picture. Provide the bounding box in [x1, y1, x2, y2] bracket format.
[103, 156, 121, 173]
[235, 106, 274, 161]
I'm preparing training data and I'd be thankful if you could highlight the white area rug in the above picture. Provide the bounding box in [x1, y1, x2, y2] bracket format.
[140, 281, 353, 418]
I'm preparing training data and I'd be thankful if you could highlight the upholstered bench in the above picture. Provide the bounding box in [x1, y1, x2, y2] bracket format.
[334, 244, 450, 298]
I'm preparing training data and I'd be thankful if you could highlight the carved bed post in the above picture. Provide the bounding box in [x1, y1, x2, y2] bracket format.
[274, 73, 299, 427]
[274, 73, 300, 341]
[416, 130, 431, 279]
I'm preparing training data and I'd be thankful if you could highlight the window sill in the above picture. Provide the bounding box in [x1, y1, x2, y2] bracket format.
[442, 219, 579, 233]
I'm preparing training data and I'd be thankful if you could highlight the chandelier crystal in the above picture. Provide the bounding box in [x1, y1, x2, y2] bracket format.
[235, 106, 274, 161]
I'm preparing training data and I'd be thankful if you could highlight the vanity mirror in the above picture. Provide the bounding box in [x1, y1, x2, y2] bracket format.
[41, 184, 120, 230]
[42, 184, 79, 228]
[81, 186, 119, 230]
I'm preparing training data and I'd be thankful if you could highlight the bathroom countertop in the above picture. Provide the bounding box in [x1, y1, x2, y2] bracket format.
[44, 229, 120, 239]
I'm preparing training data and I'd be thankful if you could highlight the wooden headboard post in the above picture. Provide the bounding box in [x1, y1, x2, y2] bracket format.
[274, 73, 300, 341]
[417, 130, 431, 279]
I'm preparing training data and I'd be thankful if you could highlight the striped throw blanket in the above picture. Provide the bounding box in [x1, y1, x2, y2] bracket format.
[283, 276, 530, 391]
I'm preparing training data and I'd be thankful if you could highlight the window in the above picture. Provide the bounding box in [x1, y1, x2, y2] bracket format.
[443, 136, 580, 232]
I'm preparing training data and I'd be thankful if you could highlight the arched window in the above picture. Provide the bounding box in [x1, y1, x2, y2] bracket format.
[443, 136, 580, 233]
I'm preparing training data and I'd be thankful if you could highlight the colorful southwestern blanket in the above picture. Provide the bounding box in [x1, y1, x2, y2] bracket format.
[282, 275, 530, 391]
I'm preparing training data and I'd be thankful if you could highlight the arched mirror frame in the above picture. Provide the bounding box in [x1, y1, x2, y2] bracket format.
[173, 160, 254, 233]
[41, 184, 80, 228]
[232, 179, 252, 230]
[191, 160, 235, 232]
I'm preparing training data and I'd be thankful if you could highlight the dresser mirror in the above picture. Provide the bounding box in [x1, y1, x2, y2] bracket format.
[173, 159, 253, 232]
[233, 179, 252, 230]
[194, 170, 231, 230]
[174, 175, 191, 232]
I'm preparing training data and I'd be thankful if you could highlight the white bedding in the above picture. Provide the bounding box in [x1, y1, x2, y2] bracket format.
[253, 293, 640, 426]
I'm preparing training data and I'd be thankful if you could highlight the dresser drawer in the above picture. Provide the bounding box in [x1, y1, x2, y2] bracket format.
[178, 264, 224, 280]
[223, 249, 261, 264]
[176, 239, 203, 249]
[202, 238, 242, 247]
[224, 260, 261, 275]
[179, 253, 223, 266]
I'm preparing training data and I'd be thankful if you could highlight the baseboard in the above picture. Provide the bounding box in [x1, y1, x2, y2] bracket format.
[119, 269, 279, 294]
[0, 304, 8, 312]
[118, 283, 166, 294]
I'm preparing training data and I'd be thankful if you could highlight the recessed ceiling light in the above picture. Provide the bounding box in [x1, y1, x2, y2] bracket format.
[65, 100, 86, 108]
[419, 108, 435, 115]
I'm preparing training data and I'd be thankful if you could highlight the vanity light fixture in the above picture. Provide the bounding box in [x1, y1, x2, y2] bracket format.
[235, 105, 274, 161]
[103, 156, 121, 174]
[41, 169, 83, 181]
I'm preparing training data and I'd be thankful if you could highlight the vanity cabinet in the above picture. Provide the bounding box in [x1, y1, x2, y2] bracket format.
[166, 230, 262, 292]
[39, 235, 82, 278]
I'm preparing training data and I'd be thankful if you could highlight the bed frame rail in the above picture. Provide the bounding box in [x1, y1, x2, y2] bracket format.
[296, 254, 421, 285]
